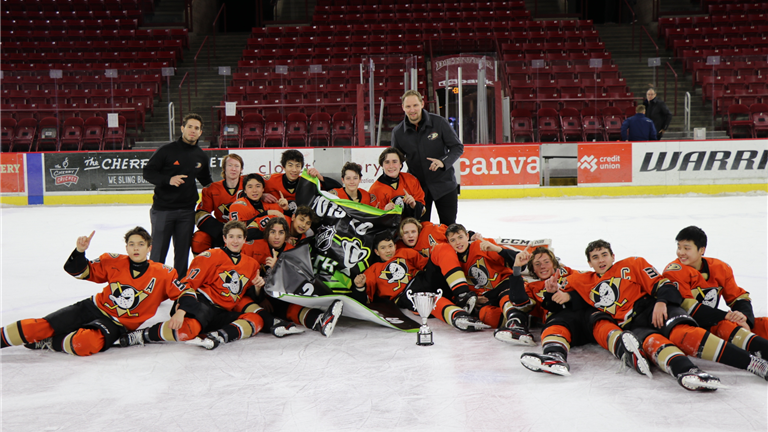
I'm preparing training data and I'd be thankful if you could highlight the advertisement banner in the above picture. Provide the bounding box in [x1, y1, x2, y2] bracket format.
[459, 144, 540, 186]
[432, 55, 496, 88]
[632, 140, 768, 185]
[43, 150, 227, 193]
[236, 148, 314, 177]
[0, 153, 25, 193]
[349, 147, 387, 190]
[577, 143, 633, 184]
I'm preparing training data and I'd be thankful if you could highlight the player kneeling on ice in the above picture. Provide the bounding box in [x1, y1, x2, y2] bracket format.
[547, 239, 768, 391]
[519, 247, 651, 378]
[353, 234, 489, 332]
[243, 217, 343, 337]
[444, 224, 536, 345]
[1, 227, 181, 356]
[120, 221, 302, 350]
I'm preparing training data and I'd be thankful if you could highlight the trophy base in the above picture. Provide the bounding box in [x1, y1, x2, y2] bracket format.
[416, 331, 434, 346]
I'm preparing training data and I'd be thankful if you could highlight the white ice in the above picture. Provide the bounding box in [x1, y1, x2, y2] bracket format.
[2, 194, 767, 432]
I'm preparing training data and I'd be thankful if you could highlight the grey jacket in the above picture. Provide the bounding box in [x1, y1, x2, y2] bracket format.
[391, 109, 463, 200]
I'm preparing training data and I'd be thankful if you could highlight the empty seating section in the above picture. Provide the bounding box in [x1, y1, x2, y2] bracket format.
[1, 0, 189, 150]
[658, 1, 768, 137]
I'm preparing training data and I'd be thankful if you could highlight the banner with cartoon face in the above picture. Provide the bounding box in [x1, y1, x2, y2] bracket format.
[295, 171, 402, 294]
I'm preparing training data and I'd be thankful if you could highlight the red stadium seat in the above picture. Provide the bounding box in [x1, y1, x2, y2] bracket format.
[242, 113, 265, 147]
[331, 112, 354, 146]
[218, 116, 242, 148]
[537, 108, 560, 142]
[59, 116, 84, 151]
[264, 113, 286, 147]
[0, 118, 17, 152]
[510, 108, 534, 143]
[35, 116, 59, 151]
[285, 112, 308, 146]
[559, 108, 584, 142]
[308, 112, 332, 147]
[103, 115, 127, 150]
[81, 116, 106, 150]
[12, 118, 37, 152]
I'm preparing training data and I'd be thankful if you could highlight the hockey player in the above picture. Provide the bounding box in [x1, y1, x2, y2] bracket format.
[397, 217, 447, 257]
[664, 226, 768, 344]
[1, 227, 182, 356]
[445, 224, 537, 345]
[519, 247, 651, 378]
[353, 234, 489, 332]
[551, 239, 768, 391]
[286, 205, 315, 245]
[244, 217, 342, 337]
[120, 220, 302, 350]
[229, 173, 285, 240]
[191, 153, 245, 254]
[368, 147, 426, 220]
[261, 149, 306, 216]
[328, 162, 377, 206]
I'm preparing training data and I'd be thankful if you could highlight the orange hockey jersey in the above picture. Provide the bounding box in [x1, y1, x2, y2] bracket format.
[331, 187, 377, 206]
[181, 248, 262, 312]
[361, 248, 429, 302]
[73, 253, 182, 331]
[368, 172, 425, 211]
[458, 239, 514, 294]
[396, 221, 447, 258]
[229, 197, 284, 231]
[663, 257, 751, 309]
[264, 173, 299, 213]
[195, 176, 244, 225]
[562, 257, 671, 327]
[241, 239, 294, 268]
[525, 266, 575, 321]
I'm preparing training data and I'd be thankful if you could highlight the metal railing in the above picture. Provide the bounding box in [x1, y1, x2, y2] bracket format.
[168, 102, 175, 142]
[212, 3, 227, 59]
[619, 0, 636, 50]
[664, 62, 678, 116]
[639, 26, 659, 62]
[193, 36, 209, 97]
[178, 72, 191, 120]
[186, 0, 194, 33]
[684, 92, 691, 134]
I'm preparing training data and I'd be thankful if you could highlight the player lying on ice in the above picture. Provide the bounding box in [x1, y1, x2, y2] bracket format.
[243, 217, 343, 338]
[536, 239, 768, 391]
[519, 247, 652, 378]
[353, 233, 489, 332]
[119, 220, 304, 350]
[1, 227, 181, 356]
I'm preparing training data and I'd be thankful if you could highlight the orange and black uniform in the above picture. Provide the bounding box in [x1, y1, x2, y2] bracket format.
[332, 187, 377, 206]
[395, 221, 447, 258]
[142, 247, 271, 344]
[192, 176, 244, 253]
[664, 257, 768, 354]
[264, 173, 299, 216]
[368, 172, 425, 219]
[1, 250, 181, 356]
[229, 197, 284, 241]
[562, 256, 761, 377]
[358, 248, 466, 326]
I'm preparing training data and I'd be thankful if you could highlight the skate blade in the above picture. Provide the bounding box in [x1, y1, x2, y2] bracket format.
[680, 376, 725, 392]
[620, 333, 653, 379]
[185, 337, 217, 350]
[520, 355, 571, 376]
[494, 330, 536, 346]
[322, 301, 344, 338]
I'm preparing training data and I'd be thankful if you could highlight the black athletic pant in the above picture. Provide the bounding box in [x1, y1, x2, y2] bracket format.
[149, 207, 195, 278]
[421, 186, 459, 226]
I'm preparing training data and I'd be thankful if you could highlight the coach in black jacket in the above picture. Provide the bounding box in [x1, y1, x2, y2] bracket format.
[643, 88, 673, 140]
[392, 90, 463, 225]
[143, 113, 212, 277]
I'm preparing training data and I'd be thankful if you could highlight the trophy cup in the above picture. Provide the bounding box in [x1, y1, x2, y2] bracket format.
[407, 289, 442, 346]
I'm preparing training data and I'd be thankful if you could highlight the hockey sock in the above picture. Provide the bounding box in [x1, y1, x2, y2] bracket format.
[541, 324, 572, 359]
[670, 324, 752, 370]
[641, 333, 692, 376]
[1, 319, 55, 348]
[286, 304, 323, 330]
[711, 320, 768, 358]
[429, 247, 469, 293]
[434, 297, 463, 325]
[144, 319, 202, 343]
[51, 328, 105, 356]
[752, 317, 768, 340]
[479, 305, 502, 327]
[592, 320, 624, 353]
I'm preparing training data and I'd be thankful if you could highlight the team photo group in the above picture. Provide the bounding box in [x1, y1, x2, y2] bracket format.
[2, 91, 767, 394]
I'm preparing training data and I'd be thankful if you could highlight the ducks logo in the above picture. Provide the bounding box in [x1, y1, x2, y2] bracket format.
[694, 286, 722, 308]
[105, 278, 156, 316]
[219, 270, 250, 302]
[379, 258, 411, 292]
[589, 277, 628, 314]
[468, 258, 497, 289]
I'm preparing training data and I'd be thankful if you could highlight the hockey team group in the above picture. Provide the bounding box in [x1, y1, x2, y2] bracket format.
[2, 106, 767, 394]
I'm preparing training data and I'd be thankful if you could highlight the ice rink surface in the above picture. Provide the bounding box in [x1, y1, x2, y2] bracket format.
[1, 194, 767, 432]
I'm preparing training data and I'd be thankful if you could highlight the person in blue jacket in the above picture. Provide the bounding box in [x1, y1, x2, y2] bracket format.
[621, 105, 657, 141]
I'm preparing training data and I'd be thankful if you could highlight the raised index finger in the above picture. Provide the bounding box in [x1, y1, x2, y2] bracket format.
[87, 230, 95, 240]
[279, 191, 284, 198]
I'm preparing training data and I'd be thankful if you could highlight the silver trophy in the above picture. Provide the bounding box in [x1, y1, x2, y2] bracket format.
[407, 289, 443, 346]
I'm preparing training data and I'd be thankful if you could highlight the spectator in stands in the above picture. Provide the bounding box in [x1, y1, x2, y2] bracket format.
[620, 105, 657, 141]
[143, 113, 212, 278]
[391, 90, 463, 226]
[643, 87, 672, 139]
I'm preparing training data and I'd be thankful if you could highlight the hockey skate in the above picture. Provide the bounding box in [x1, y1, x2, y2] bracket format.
[452, 313, 491, 332]
[316, 300, 343, 338]
[455, 291, 477, 314]
[271, 318, 305, 338]
[185, 333, 222, 350]
[614, 331, 652, 378]
[676, 368, 722, 392]
[747, 355, 768, 381]
[24, 337, 53, 350]
[520, 352, 571, 376]
[119, 329, 146, 347]
[493, 319, 535, 346]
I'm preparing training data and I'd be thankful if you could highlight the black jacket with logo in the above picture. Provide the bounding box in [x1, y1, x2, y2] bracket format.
[143, 137, 212, 211]
[391, 109, 463, 200]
